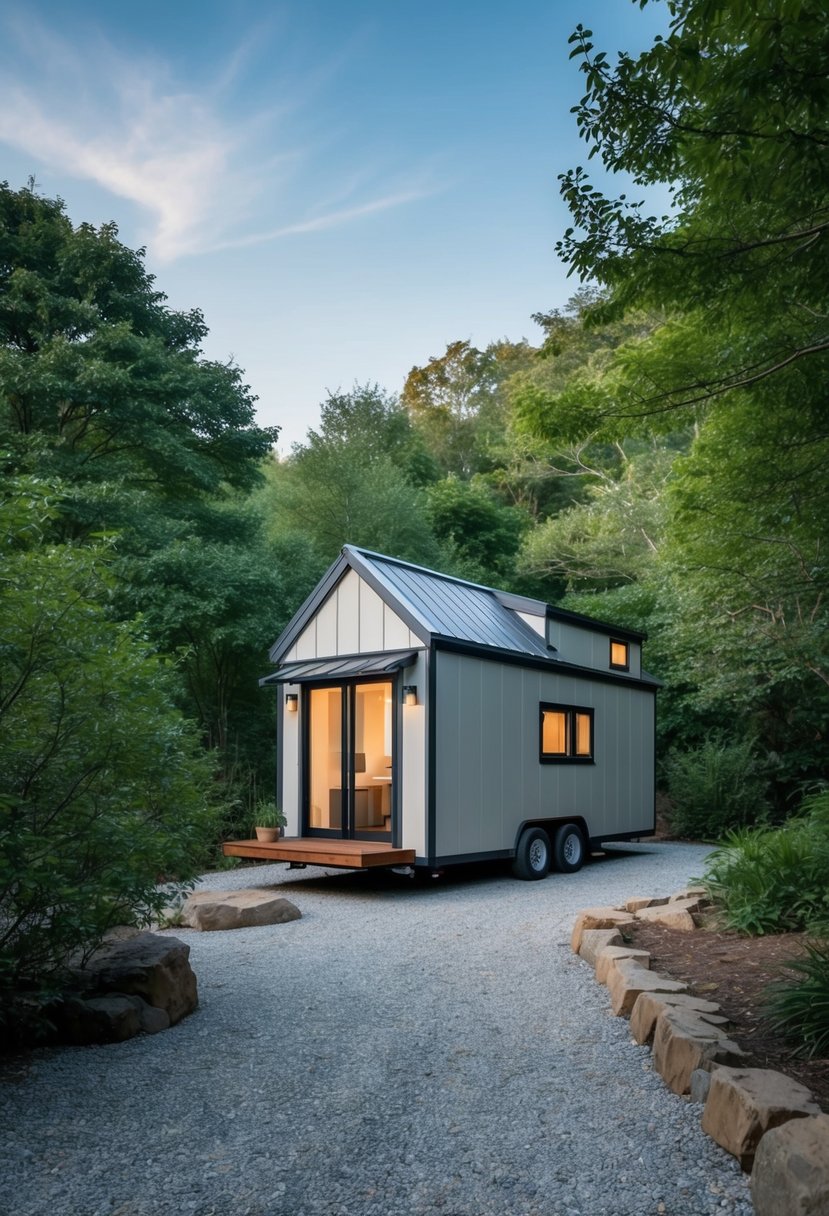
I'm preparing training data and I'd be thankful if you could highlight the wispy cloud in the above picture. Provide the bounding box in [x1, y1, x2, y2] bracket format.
[0, 13, 436, 263]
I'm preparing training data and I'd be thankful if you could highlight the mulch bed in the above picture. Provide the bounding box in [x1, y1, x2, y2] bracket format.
[627, 919, 829, 1113]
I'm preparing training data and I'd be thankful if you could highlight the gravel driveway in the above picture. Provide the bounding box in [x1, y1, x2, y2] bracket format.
[0, 842, 754, 1216]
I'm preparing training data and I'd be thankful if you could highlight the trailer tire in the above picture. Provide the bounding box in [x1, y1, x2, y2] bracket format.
[512, 827, 551, 881]
[553, 823, 585, 873]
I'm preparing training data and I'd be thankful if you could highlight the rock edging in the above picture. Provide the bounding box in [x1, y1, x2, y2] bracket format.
[573, 892, 829, 1213]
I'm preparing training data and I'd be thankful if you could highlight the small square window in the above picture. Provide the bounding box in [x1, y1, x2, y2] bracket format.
[610, 639, 629, 670]
[540, 703, 594, 763]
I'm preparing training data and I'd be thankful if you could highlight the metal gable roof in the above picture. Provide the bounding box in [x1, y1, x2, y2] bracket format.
[347, 547, 553, 660]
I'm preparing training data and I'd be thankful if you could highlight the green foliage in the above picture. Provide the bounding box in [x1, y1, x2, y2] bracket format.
[425, 475, 528, 583]
[114, 498, 284, 756]
[0, 181, 294, 823]
[0, 181, 277, 506]
[506, 5, 829, 812]
[702, 795, 829, 934]
[518, 441, 674, 590]
[765, 939, 829, 1059]
[403, 339, 534, 478]
[0, 479, 220, 993]
[664, 736, 769, 841]
[268, 386, 440, 565]
[663, 393, 829, 801]
[559, 3, 829, 419]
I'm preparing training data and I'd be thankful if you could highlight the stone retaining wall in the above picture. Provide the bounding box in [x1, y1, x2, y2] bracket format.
[573, 893, 829, 1215]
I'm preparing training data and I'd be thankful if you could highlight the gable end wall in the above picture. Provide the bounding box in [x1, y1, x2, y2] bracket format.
[283, 568, 421, 660]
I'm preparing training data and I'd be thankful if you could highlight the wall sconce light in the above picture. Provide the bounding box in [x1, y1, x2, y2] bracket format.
[285, 693, 298, 713]
[403, 685, 418, 707]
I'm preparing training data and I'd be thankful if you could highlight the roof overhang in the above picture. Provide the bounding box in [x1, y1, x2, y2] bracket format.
[260, 648, 421, 686]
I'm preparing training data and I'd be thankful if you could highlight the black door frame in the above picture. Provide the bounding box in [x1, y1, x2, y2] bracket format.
[301, 675, 400, 843]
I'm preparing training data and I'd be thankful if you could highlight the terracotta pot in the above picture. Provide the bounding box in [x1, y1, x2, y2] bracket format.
[254, 826, 282, 843]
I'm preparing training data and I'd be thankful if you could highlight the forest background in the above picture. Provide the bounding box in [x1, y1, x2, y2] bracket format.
[2, 0, 827, 993]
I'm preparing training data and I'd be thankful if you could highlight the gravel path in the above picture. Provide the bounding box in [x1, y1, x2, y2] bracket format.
[0, 842, 754, 1216]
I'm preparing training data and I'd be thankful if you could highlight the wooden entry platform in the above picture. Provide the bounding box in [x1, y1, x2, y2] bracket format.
[222, 837, 416, 869]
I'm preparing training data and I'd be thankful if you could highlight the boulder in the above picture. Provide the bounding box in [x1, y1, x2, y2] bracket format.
[701, 1066, 821, 1171]
[127, 995, 171, 1035]
[629, 990, 727, 1046]
[181, 889, 302, 932]
[751, 1113, 829, 1214]
[605, 959, 688, 1017]
[578, 928, 623, 966]
[82, 932, 197, 1025]
[571, 907, 636, 954]
[595, 945, 651, 985]
[51, 995, 142, 1045]
[634, 898, 702, 931]
[652, 1005, 746, 1094]
[669, 886, 708, 903]
[623, 896, 669, 913]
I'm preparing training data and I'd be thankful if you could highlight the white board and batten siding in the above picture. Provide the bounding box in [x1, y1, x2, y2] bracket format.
[433, 650, 654, 860]
[278, 568, 428, 854]
[283, 569, 421, 660]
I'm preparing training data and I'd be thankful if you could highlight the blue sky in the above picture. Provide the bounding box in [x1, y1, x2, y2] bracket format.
[0, 1, 667, 450]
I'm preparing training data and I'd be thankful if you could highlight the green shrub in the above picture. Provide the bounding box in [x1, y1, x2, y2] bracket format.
[664, 735, 768, 840]
[0, 481, 222, 999]
[765, 939, 829, 1058]
[702, 794, 829, 935]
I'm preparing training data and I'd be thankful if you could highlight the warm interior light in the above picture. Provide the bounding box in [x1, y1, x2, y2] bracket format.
[403, 685, 417, 706]
[610, 640, 629, 668]
[285, 693, 298, 713]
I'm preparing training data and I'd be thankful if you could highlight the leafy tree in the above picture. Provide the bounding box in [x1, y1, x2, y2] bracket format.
[0, 182, 277, 512]
[518, 3, 829, 810]
[308, 384, 437, 486]
[0, 182, 284, 817]
[425, 475, 528, 584]
[0, 478, 219, 995]
[555, 1, 829, 424]
[114, 501, 282, 778]
[267, 386, 440, 565]
[517, 440, 674, 591]
[403, 339, 534, 477]
[663, 393, 829, 797]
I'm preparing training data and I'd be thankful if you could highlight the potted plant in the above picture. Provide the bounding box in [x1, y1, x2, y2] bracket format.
[252, 800, 287, 843]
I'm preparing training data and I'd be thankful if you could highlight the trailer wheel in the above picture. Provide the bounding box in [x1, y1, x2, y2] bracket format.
[553, 823, 585, 873]
[512, 827, 551, 881]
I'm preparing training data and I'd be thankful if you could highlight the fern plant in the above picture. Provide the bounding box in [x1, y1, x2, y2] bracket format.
[702, 792, 829, 935]
[765, 939, 829, 1059]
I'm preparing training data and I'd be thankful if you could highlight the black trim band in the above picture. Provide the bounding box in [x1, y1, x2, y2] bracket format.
[432, 635, 661, 691]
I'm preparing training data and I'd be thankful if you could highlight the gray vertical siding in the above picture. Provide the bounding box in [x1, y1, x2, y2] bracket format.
[434, 651, 655, 858]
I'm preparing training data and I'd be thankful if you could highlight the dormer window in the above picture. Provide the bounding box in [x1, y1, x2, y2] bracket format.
[610, 639, 629, 671]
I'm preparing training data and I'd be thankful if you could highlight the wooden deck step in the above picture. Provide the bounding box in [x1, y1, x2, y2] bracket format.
[222, 837, 416, 869]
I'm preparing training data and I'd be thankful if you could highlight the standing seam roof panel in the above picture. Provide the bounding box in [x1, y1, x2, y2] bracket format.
[368, 556, 551, 657]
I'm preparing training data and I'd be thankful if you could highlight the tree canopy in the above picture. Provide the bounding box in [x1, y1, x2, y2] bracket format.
[1, 180, 278, 509]
[555, 0, 829, 423]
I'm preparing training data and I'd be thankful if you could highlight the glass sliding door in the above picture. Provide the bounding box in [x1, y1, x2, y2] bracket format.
[307, 686, 344, 831]
[352, 682, 393, 837]
[304, 680, 394, 839]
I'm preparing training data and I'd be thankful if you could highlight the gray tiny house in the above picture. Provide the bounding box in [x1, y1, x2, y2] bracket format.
[224, 545, 659, 879]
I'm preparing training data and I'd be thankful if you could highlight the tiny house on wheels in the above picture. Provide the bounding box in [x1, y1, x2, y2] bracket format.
[223, 546, 659, 879]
